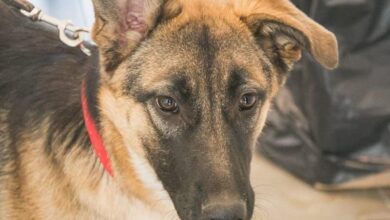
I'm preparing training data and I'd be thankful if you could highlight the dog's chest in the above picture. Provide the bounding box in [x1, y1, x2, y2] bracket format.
[78, 178, 177, 220]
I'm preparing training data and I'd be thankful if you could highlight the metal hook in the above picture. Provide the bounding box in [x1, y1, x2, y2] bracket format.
[19, 5, 91, 56]
[58, 21, 84, 48]
[20, 7, 41, 20]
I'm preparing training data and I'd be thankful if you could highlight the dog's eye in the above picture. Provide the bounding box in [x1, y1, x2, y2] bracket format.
[156, 96, 179, 113]
[239, 93, 257, 111]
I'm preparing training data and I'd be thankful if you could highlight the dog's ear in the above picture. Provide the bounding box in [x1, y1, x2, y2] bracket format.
[239, 0, 338, 71]
[92, 0, 163, 73]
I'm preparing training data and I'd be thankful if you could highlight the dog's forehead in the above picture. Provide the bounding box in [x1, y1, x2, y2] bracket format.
[133, 17, 270, 94]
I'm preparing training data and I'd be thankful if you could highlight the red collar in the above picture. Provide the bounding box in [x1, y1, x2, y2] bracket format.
[81, 80, 114, 176]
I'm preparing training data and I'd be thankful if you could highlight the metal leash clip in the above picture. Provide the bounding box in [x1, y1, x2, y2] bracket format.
[20, 4, 91, 56]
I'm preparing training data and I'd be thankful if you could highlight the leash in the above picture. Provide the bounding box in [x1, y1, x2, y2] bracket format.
[7, 0, 112, 175]
[9, 0, 92, 56]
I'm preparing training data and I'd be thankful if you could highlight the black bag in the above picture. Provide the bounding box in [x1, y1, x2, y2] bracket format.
[258, 0, 390, 189]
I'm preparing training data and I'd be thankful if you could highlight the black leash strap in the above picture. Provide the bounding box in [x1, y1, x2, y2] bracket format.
[4, 0, 33, 12]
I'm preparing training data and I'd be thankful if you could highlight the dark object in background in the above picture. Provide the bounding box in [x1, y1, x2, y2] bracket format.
[258, 0, 390, 189]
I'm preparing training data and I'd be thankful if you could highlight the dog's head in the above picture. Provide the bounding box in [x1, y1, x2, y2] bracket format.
[91, 0, 338, 219]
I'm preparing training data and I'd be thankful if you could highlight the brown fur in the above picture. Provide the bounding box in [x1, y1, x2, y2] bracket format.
[0, 0, 338, 219]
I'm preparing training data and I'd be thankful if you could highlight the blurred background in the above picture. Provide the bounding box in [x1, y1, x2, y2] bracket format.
[30, 0, 94, 29]
[28, 0, 390, 219]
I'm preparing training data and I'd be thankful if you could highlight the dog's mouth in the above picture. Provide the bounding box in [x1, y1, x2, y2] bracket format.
[148, 149, 254, 220]
[170, 188, 255, 220]
[142, 138, 255, 220]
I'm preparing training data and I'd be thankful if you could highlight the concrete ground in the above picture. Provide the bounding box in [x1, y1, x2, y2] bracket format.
[251, 154, 390, 220]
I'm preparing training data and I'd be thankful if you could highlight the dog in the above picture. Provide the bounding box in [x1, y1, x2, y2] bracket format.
[0, 0, 338, 219]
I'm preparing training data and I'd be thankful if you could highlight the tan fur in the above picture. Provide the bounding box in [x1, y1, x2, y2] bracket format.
[98, 84, 175, 214]
[163, 0, 338, 69]
[92, 0, 163, 74]
[0, 0, 338, 219]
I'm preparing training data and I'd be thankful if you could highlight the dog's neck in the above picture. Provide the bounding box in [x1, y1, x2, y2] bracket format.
[75, 75, 175, 219]
[81, 79, 114, 176]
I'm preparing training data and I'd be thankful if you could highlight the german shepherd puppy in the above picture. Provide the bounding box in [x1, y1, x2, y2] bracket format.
[0, 0, 338, 219]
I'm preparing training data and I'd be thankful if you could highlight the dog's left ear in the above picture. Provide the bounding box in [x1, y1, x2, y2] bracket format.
[239, 0, 338, 71]
[92, 0, 163, 73]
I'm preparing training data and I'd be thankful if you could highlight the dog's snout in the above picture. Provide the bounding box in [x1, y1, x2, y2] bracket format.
[202, 201, 247, 220]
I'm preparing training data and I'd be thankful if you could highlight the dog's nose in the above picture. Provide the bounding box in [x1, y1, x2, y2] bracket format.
[202, 201, 247, 220]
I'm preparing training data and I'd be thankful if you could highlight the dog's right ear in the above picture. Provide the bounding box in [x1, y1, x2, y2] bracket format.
[237, 0, 338, 71]
[92, 0, 163, 74]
